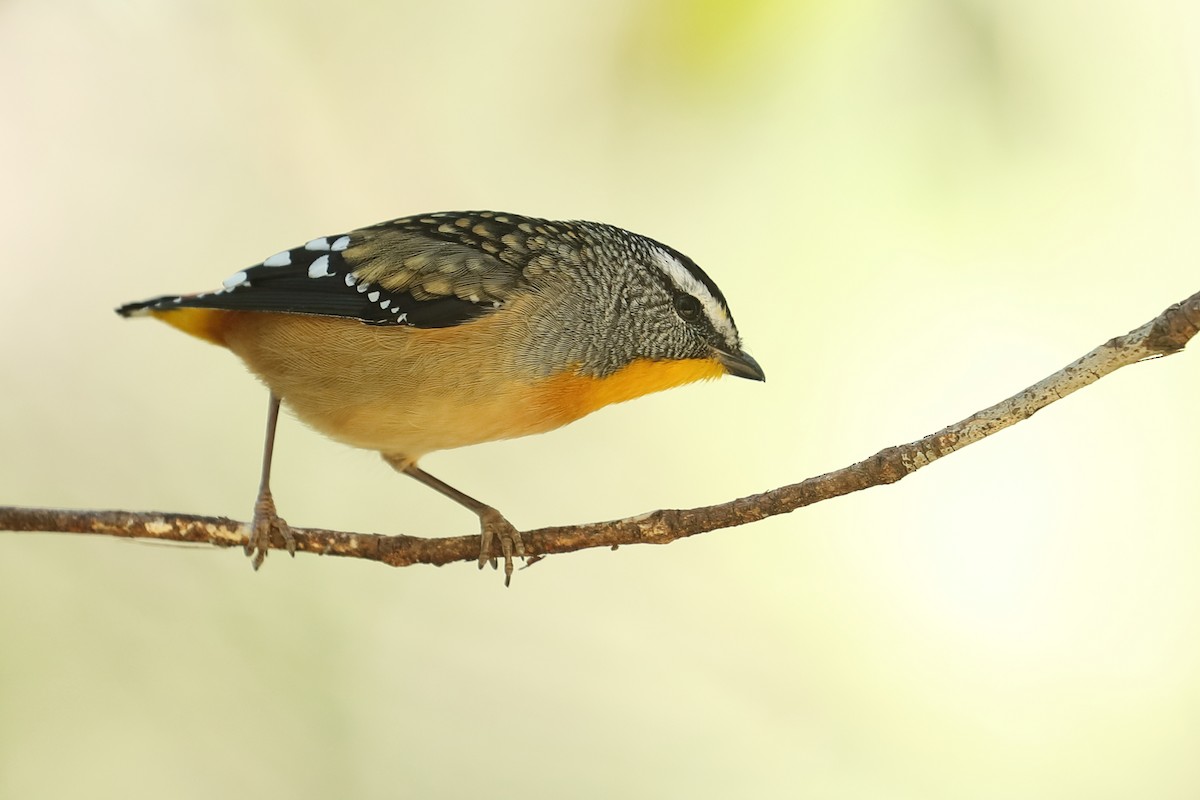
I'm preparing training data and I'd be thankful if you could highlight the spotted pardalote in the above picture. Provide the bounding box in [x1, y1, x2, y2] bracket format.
[118, 211, 764, 583]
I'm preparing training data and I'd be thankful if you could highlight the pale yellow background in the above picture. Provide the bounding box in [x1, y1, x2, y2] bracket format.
[2, 1, 1199, 798]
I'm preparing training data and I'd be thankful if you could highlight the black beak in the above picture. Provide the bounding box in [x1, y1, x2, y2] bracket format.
[714, 348, 766, 382]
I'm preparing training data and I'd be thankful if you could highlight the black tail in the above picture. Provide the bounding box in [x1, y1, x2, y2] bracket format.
[116, 296, 179, 317]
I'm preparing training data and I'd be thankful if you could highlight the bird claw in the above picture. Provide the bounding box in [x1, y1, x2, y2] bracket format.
[477, 508, 525, 587]
[245, 489, 295, 570]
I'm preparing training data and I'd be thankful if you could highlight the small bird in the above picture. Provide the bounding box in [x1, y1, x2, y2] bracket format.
[117, 211, 764, 582]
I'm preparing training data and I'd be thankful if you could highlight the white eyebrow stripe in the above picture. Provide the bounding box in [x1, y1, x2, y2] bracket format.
[649, 248, 737, 346]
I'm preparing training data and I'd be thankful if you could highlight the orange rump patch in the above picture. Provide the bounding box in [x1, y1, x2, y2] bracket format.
[149, 308, 231, 347]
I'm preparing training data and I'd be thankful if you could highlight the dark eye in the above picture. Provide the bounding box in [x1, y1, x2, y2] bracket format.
[673, 294, 702, 322]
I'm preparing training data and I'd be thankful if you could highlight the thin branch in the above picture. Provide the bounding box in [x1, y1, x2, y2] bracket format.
[3, 290, 1198, 570]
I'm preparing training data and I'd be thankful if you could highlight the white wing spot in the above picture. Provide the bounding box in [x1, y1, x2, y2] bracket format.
[357, 282, 370, 294]
[308, 255, 334, 278]
[305, 237, 331, 251]
[344, 273, 356, 287]
[380, 299, 390, 310]
[367, 290, 380, 302]
[397, 312, 409, 323]
[222, 271, 249, 290]
[262, 251, 291, 267]
[331, 236, 350, 251]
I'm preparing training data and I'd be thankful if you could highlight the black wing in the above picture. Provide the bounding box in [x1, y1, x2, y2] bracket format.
[117, 211, 571, 329]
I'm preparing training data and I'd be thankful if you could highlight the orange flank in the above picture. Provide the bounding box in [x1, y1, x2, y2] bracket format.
[537, 356, 726, 423]
[149, 307, 230, 347]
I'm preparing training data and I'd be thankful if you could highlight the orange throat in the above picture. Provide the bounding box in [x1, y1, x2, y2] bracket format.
[539, 357, 727, 423]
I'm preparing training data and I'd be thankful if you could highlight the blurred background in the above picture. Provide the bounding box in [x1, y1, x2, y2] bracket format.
[2, 0, 1199, 797]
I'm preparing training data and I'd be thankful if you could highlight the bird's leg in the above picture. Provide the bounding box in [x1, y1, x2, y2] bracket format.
[383, 455, 525, 586]
[245, 393, 295, 569]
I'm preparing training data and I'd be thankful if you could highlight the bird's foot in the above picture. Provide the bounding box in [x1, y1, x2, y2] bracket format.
[477, 507, 525, 587]
[244, 489, 295, 570]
